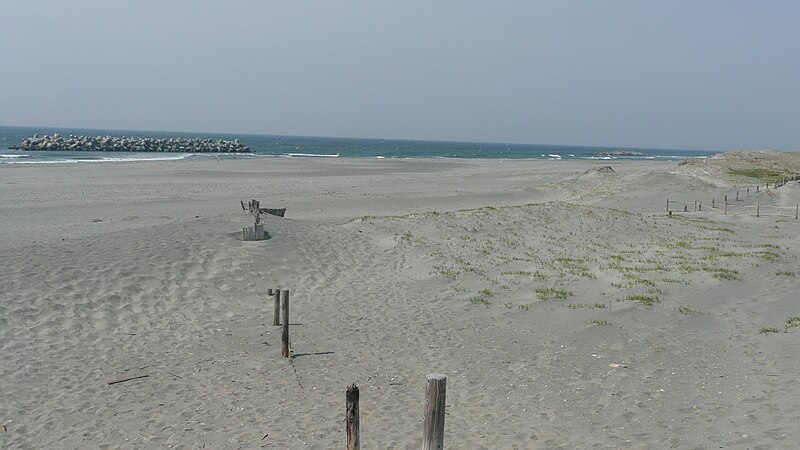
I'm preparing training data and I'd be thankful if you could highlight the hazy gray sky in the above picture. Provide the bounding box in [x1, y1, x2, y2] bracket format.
[1, 1, 798, 150]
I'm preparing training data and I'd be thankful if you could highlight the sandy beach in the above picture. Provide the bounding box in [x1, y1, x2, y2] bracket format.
[2, 156, 799, 448]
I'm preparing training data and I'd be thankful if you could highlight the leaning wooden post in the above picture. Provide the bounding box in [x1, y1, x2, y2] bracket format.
[346, 384, 360, 450]
[422, 373, 447, 450]
[273, 289, 281, 326]
[281, 289, 290, 357]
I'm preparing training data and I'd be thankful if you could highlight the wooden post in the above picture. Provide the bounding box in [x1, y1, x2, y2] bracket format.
[724, 202, 727, 215]
[422, 373, 447, 450]
[766, 182, 769, 189]
[241, 200, 246, 211]
[724, 194, 727, 204]
[666, 198, 669, 213]
[736, 191, 739, 201]
[346, 384, 360, 450]
[757, 201, 760, 218]
[747, 187, 750, 197]
[694, 200, 697, 212]
[273, 289, 281, 326]
[281, 289, 290, 357]
[796, 204, 798, 220]
[712, 197, 715, 208]
[699, 201, 702, 211]
[684, 205, 688, 212]
[757, 185, 759, 192]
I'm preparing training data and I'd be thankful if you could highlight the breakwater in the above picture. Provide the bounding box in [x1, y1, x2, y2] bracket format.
[9, 134, 251, 153]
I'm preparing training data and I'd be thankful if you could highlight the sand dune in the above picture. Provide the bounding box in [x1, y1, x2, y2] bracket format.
[2, 156, 799, 448]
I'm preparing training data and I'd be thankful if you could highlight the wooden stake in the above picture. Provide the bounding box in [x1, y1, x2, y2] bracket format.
[757, 185, 759, 192]
[281, 289, 290, 357]
[346, 384, 360, 450]
[273, 289, 281, 326]
[699, 202, 702, 211]
[712, 197, 715, 208]
[666, 198, 669, 213]
[724, 202, 727, 215]
[757, 201, 760, 218]
[747, 187, 750, 197]
[724, 194, 727, 204]
[684, 205, 688, 212]
[736, 191, 739, 201]
[796, 204, 798, 220]
[422, 373, 447, 450]
[694, 200, 697, 212]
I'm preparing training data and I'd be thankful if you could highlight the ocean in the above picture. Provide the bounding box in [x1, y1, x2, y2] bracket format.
[0, 125, 715, 164]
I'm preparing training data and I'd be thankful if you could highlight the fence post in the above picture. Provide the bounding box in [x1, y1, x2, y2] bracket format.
[273, 289, 281, 326]
[747, 187, 750, 197]
[796, 204, 798, 220]
[724, 194, 727, 204]
[724, 202, 727, 215]
[281, 289, 290, 357]
[736, 191, 739, 201]
[422, 374, 447, 450]
[666, 198, 669, 214]
[694, 200, 697, 212]
[712, 197, 715, 208]
[699, 201, 702, 211]
[346, 384, 360, 450]
[757, 201, 760, 218]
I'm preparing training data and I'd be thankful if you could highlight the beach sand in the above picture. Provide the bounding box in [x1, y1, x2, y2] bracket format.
[2, 157, 799, 448]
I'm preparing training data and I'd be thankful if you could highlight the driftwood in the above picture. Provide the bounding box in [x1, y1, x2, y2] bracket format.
[107, 374, 149, 385]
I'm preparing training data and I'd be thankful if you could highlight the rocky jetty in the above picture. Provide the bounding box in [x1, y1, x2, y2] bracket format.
[591, 150, 644, 157]
[9, 134, 251, 153]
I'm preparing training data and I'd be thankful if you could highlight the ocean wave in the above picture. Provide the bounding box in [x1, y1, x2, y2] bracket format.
[283, 153, 340, 158]
[0, 154, 29, 158]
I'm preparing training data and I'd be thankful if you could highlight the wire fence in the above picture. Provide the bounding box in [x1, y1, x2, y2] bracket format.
[666, 175, 799, 220]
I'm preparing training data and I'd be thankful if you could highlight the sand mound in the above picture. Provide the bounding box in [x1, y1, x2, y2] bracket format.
[672, 151, 800, 186]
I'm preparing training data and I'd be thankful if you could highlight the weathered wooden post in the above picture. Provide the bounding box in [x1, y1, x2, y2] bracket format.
[736, 191, 739, 201]
[796, 204, 798, 220]
[724, 194, 727, 204]
[666, 198, 669, 214]
[422, 373, 447, 450]
[346, 383, 360, 450]
[694, 200, 697, 212]
[757, 185, 760, 192]
[684, 205, 688, 212]
[273, 289, 281, 326]
[241, 200, 246, 211]
[747, 187, 750, 197]
[281, 289, 290, 357]
[724, 202, 727, 215]
[699, 201, 702, 211]
[712, 197, 715, 208]
[757, 201, 760, 218]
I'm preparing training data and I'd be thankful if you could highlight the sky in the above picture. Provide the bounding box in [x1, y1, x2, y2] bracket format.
[1, 1, 798, 151]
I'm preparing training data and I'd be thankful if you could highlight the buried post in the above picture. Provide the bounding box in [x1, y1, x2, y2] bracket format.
[346, 384, 360, 450]
[273, 288, 281, 326]
[281, 289, 290, 357]
[422, 373, 447, 450]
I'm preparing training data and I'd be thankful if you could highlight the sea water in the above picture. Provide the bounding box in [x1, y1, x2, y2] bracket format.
[0, 125, 715, 164]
